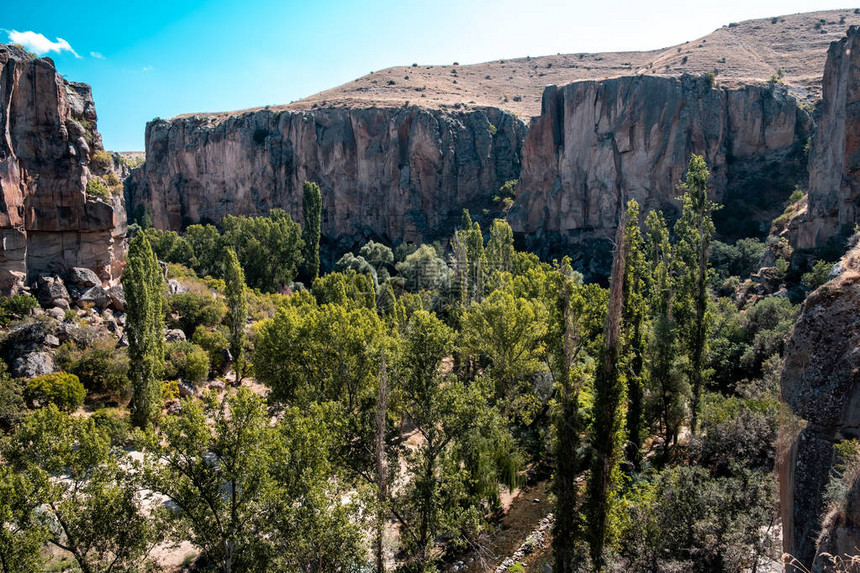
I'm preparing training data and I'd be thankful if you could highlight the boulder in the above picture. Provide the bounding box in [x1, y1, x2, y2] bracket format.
[178, 382, 196, 398]
[12, 351, 54, 378]
[52, 298, 70, 310]
[165, 329, 186, 342]
[78, 285, 111, 309]
[45, 307, 66, 321]
[108, 285, 125, 311]
[36, 276, 70, 307]
[67, 267, 101, 288]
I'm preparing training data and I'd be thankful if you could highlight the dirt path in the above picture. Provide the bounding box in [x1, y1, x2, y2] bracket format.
[444, 480, 552, 572]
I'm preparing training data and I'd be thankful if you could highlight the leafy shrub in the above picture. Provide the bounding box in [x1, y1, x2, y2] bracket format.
[24, 372, 86, 411]
[85, 178, 110, 200]
[91, 408, 131, 446]
[57, 338, 130, 397]
[192, 326, 230, 374]
[164, 341, 210, 385]
[802, 259, 835, 290]
[167, 292, 227, 337]
[162, 379, 180, 402]
[0, 364, 25, 431]
[90, 150, 113, 171]
[0, 294, 39, 325]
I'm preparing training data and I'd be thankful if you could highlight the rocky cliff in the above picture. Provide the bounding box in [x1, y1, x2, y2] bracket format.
[795, 26, 860, 251]
[0, 44, 126, 291]
[780, 242, 860, 569]
[508, 75, 809, 265]
[127, 106, 525, 250]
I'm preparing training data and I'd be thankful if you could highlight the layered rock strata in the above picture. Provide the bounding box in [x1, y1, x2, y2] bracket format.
[127, 106, 525, 249]
[795, 26, 860, 250]
[0, 44, 126, 291]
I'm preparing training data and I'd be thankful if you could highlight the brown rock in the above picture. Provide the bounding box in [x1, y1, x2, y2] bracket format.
[508, 75, 808, 265]
[0, 43, 126, 291]
[795, 26, 860, 249]
[127, 106, 525, 248]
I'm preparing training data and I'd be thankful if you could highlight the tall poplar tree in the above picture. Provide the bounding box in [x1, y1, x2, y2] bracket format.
[586, 218, 628, 569]
[123, 233, 165, 429]
[622, 200, 648, 470]
[224, 248, 247, 382]
[303, 180, 322, 281]
[673, 154, 717, 436]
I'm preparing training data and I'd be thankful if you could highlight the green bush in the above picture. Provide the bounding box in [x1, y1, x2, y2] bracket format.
[57, 338, 130, 397]
[24, 372, 86, 411]
[165, 341, 210, 385]
[192, 326, 230, 373]
[0, 365, 25, 431]
[90, 150, 113, 172]
[802, 259, 835, 290]
[91, 408, 131, 446]
[168, 292, 227, 337]
[0, 294, 39, 325]
[85, 178, 110, 200]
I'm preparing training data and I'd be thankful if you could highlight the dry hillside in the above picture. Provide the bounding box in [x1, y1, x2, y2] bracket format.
[178, 9, 860, 123]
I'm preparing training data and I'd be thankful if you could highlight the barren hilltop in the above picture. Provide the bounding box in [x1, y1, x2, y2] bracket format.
[177, 9, 860, 122]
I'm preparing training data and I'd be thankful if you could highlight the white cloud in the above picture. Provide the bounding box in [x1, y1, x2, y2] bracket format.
[90, 51, 105, 59]
[8, 30, 81, 58]
[142, 65, 153, 72]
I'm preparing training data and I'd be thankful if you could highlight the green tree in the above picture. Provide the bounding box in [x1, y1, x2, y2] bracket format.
[3, 406, 159, 573]
[0, 464, 47, 572]
[223, 248, 247, 380]
[485, 219, 515, 274]
[585, 220, 628, 569]
[460, 290, 548, 412]
[302, 181, 322, 281]
[673, 154, 718, 435]
[123, 233, 165, 429]
[143, 389, 362, 573]
[644, 210, 688, 452]
[222, 209, 304, 292]
[622, 200, 649, 470]
[396, 310, 519, 567]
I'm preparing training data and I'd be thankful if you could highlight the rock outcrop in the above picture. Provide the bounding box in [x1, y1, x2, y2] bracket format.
[0, 44, 126, 292]
[795, 26, 860, 250]
[508, 75, 809, 262]
[780, 243, 860, 569]
[127, 106, 525, 250]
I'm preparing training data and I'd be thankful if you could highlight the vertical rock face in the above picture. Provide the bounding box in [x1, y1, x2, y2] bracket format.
[796, 26, 860, 250]
[0, 44, 126, 291]
[780, 244, 860, 569]
[509, 75, 808, 256]
[127, 106, 525, 249]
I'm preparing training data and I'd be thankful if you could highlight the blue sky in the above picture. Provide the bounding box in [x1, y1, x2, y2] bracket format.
[6, 0, 849, 151]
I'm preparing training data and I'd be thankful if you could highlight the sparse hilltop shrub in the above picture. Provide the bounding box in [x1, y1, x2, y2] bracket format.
[24, 372, 86, 411]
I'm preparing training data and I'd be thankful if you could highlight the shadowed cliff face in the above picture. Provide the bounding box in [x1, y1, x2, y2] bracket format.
[0, 44, 126, 291]
[780, 244, 860, 570]
[509, 75, 809, 260]
[795, 26, 860, 250]
[127, 106, 525, 250]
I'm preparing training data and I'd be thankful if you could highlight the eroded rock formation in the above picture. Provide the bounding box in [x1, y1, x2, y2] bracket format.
[508, 75, 809, 260]
[795, 26, 860, 250]
[127, 106, 525, 249]
[781, 243, 860, 569]
[0, 44, 126, 292]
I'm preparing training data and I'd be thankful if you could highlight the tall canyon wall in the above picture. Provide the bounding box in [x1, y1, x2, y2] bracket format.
[0, 44, 126, 291]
